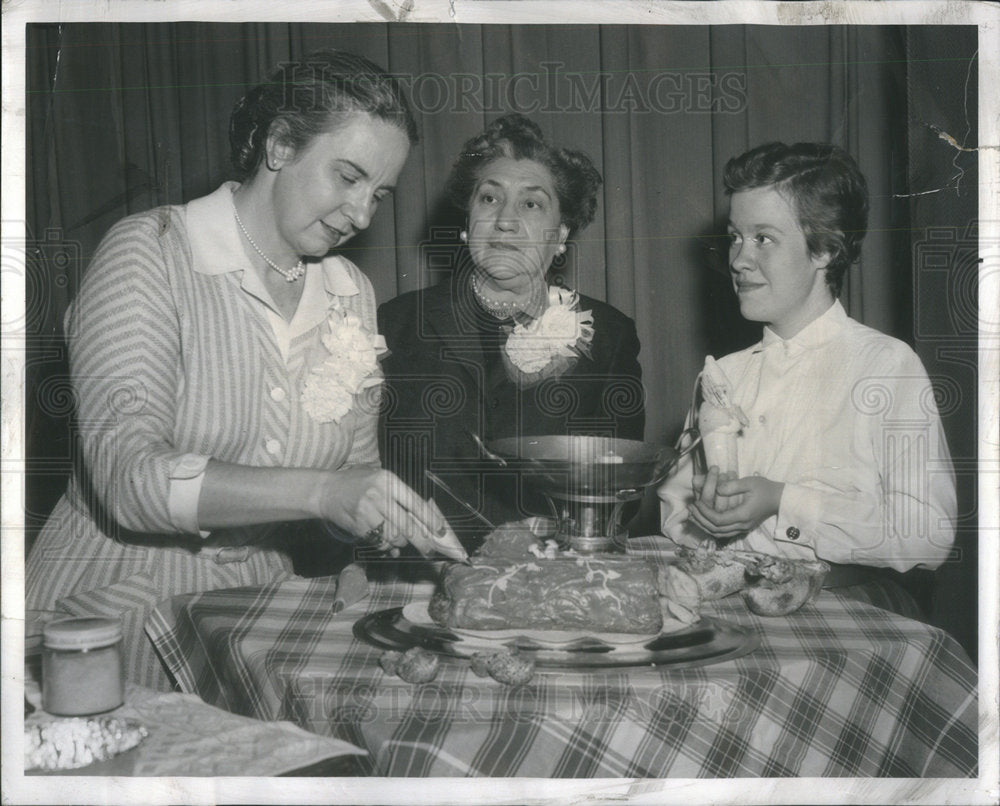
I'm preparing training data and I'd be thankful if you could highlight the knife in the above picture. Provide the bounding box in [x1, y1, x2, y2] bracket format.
[425, 523, 473, 565]
[411, 481, 473, 564]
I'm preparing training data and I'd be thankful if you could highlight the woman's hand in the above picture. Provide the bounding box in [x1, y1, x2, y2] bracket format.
[692, 467, 743, 513]
[689, 468, 784, 539]
[317, 466, 465, 560]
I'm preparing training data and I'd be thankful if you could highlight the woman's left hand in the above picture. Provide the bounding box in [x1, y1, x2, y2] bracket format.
[689, 471, 785, 539]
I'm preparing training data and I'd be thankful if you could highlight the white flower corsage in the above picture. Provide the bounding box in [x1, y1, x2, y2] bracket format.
[503, 286, 594, 381]
[301, 301, 387, 424]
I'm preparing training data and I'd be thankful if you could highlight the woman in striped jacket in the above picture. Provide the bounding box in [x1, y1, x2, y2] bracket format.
[26, 50, 464, 690]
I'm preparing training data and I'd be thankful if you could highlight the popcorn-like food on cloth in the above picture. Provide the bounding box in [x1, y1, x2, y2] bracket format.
[742, 556, 830, 616]
[484, 649, 535, 686]
[430, 525, 700, 633]
[25, 717, 148, 771]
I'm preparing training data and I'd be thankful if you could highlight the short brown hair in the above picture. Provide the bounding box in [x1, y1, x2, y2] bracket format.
[724, 142, 869, 296]
[229, 49, 418, 181]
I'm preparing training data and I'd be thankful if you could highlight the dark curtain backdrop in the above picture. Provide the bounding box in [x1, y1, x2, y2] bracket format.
[24, 23, 978, 658]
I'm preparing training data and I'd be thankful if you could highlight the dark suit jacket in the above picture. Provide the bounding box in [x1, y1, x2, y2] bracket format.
[378, 271, 645, 536]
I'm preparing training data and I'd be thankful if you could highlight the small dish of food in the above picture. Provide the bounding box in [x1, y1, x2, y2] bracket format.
[741, 557, 830, 616]
[673, 542, 830, 616]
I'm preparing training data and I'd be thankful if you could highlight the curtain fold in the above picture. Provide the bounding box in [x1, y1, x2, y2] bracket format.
[25, 22, 978, 656]
[30, 25, 917, 418]
[904, 27, 979, 660]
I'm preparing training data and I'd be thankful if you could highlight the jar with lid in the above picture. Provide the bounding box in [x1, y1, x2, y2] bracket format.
[42, 617, 124, 716]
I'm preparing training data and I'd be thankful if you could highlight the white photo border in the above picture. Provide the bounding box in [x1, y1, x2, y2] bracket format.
[2, 2, 997, 805]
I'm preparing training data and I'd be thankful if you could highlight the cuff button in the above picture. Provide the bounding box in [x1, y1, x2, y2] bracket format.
[786, 526, 801, 540]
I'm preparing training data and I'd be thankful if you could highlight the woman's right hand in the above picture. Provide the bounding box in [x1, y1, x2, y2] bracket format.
[317, 466, 466, 560]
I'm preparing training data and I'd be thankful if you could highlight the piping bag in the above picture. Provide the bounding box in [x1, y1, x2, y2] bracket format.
[698, 356, 748, 476]
[331, 563, 369, 614]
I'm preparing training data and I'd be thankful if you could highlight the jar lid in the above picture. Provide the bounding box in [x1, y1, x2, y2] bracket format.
[43, 617, 122, 650]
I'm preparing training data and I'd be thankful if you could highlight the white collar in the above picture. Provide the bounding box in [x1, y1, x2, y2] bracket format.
[184, 181, 361, 305]
[756, 299, 848, 355]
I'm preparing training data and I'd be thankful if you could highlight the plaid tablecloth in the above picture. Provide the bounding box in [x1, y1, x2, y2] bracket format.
[146, 563, 978, 778]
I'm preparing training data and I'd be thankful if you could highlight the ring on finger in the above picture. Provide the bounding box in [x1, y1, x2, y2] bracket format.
[365, 521, 389, 550]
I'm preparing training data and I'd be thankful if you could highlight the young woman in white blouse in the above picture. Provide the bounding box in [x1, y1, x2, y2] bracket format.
[659, 142, 956, 615]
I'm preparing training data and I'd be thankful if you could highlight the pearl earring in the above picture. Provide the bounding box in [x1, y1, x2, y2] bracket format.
[557, 244, 566, 255]
[460, 230, 468, 243]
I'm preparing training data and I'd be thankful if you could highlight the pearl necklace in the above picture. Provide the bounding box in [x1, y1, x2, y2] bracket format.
[470, 272, 527, 319]
[233, 207, 306, 283]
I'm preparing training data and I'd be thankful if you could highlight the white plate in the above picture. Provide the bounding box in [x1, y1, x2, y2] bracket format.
[401, 602, 657, 648]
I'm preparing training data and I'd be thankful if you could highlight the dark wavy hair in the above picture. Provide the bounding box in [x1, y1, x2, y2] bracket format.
[229, 49, 418, 181]
[445, 113, 603, 239]
[723, 142, 869, 296]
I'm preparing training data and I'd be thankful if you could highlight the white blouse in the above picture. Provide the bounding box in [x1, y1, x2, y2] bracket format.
[659, 301, 957, 572]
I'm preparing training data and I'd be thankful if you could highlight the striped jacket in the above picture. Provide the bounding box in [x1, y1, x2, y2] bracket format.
[27, 183, 380, 687]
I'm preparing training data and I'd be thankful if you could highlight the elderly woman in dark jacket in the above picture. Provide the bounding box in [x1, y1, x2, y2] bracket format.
[379, 114, 645, 539]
